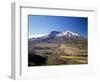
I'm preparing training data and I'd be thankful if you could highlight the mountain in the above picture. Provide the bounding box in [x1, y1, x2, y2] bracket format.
[29, 31, 87, 49]
[29, 31, 79, 39]
[29, 31, 79, 41]
[29, 31, 85, 43]
[48, 31, 79, 38]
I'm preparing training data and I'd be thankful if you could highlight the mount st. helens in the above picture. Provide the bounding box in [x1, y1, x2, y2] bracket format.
[28, 31, 87, 66]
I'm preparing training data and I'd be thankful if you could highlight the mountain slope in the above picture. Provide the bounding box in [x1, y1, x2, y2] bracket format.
[29, 31, 87, 49]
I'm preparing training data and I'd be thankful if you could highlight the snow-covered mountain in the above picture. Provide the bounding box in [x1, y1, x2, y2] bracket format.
[28, 31, 83, 44]
[29, 31, 79, 39]
[28, 30, 87, 50]
[48, 31, 79, 38]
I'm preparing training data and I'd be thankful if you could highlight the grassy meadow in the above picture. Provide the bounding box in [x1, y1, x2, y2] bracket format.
[28, 42, 87, 66]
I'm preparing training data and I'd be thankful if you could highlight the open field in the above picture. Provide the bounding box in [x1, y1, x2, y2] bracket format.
[28, 42, 88, 66]
[60, 56, 87, 64]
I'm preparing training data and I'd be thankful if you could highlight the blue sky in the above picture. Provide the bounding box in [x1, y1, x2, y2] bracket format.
[28, 15, 88, 38]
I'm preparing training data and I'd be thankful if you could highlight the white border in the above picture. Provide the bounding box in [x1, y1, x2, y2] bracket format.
[11, 2, 97, 80]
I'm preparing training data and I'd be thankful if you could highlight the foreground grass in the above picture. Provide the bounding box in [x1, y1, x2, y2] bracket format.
[60, 55, 87, 64]
[60, 56, 86, 59]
